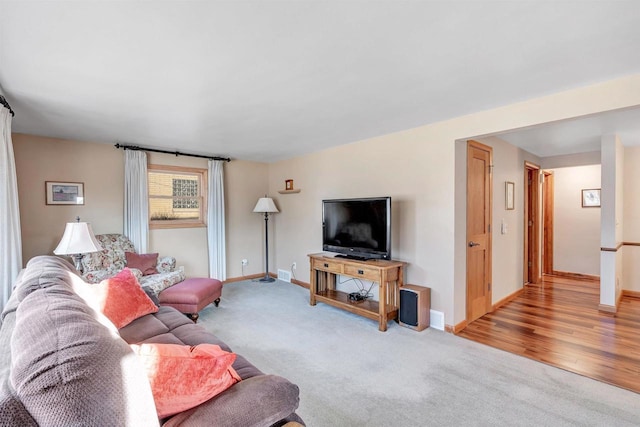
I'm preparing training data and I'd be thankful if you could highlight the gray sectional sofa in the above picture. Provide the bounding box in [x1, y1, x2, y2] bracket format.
[0, 256, 303, 426]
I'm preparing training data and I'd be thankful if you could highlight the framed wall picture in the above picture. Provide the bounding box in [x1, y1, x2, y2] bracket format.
[505, 181, 515, 210]
[582, 188, 600, 207]
[46, 181, 85, 205]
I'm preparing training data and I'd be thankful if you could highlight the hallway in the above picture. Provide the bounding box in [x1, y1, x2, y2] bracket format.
[458, 275, 640, 393]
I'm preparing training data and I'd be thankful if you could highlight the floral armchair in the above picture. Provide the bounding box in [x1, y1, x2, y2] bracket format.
[81, 233, 185, 296]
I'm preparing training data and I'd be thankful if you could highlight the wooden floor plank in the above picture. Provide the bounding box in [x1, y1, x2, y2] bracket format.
[457, 275, 640, 394]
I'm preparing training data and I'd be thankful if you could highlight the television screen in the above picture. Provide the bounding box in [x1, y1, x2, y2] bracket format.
[322, 197, 391, 260]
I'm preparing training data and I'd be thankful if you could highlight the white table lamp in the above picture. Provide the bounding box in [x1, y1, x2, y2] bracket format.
[54, 217, 103, 273]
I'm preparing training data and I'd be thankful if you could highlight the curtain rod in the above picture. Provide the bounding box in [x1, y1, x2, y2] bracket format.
[0, 95, 15, 117]
[114, 143, 230, 162]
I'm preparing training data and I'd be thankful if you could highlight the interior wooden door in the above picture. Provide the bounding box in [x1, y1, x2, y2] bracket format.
[466, 140, 493, 323]
[524, 162, 541, 284]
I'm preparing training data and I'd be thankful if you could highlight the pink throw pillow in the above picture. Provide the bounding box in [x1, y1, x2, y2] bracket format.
[92, 268, 158, 328]
[130, 343, 241, 418]
[125, 252, 159, 276]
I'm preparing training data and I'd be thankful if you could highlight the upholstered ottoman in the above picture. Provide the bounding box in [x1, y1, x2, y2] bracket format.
[158, 277, 222, 323]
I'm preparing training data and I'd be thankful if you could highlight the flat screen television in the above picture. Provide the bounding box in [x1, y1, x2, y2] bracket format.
[322, 197, 391, 260]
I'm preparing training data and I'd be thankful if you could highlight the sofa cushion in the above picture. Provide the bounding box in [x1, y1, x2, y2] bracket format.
[162, 375, 301, 427]
[9, 263, 159, 426]
[120, 306, 232, 350]
[126, 251, 159, 275]
[88, 268, 159, 328]
[119, 306, 265, 381]
[131, 343, 241, 418]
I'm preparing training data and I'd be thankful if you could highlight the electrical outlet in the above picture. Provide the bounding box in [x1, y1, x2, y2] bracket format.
[292, 262, 297, 270]
[242, 259, 248, 266]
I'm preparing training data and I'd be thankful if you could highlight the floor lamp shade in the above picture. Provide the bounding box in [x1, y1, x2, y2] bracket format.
[253, 197, 279, 282]
[253, 197, 279, 214]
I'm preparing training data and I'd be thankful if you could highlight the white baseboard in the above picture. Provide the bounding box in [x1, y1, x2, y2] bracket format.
[430, 310, 445, 331]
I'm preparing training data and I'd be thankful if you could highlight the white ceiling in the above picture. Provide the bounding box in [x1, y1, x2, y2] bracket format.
[2, 1, 640, 162]
[498, 106, 640, 158]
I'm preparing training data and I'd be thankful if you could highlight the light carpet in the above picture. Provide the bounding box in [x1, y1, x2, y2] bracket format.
[198, 280, 640, 426]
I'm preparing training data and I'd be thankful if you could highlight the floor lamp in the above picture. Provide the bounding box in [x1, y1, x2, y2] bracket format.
[253, 197, 279, 282]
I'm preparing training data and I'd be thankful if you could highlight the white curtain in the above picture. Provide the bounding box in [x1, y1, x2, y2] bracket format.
[0, 100, 22, 312]
[207, 160, 226, 280]
[124, 150, 149, 253]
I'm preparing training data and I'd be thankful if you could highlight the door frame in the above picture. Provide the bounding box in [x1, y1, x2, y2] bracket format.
[542, 171, 554, 275]
[524, 161, 541, 285]
[466, 140, 493, 322]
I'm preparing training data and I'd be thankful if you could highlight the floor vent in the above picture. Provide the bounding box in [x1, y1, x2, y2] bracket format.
[430, 310, 445, 331]
[277, 269, 292, 283]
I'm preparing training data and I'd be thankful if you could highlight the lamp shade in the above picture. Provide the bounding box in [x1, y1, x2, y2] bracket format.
[253, 197, 279, 213]
[54, 221, 103, 255]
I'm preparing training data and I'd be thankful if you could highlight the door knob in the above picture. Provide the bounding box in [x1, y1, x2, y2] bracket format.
[468, 241, 480, 247]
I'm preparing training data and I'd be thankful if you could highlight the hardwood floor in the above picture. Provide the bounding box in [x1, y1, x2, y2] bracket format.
[457, 275, 640, 393]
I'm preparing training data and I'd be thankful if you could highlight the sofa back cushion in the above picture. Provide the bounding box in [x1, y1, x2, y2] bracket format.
[9, 256, 159, 427]
[82, 233, 136, 274]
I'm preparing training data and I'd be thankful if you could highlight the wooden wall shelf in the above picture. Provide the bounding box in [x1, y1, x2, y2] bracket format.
[278, 189, 301, 194]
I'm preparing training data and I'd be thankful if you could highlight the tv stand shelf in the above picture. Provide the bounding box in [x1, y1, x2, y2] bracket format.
[308, 253, 406, 331]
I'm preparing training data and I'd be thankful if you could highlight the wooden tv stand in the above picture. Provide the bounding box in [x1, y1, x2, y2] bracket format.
[308, 253, 405, 331]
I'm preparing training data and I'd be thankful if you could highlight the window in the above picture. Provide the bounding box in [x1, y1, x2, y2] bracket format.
[172, 179, 199, 209]
[148, 165, 207, 229]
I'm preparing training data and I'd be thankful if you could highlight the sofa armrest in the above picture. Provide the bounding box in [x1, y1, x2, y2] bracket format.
[161, 375, 300, 427]
[156, 257, 177, 274]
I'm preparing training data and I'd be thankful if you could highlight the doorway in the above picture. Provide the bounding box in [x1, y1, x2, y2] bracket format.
[466, 140, 493, 323]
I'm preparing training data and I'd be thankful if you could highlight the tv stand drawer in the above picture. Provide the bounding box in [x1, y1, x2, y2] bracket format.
[312, 258, 343, 274]
[343, 264, 379, 281]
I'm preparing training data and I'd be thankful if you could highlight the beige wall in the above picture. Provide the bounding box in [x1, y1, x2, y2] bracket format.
[224, 160, 270, 278]
[551, 165, 601, 276]
[268, 74, 640, 327]
[12, 74, 640, 327]
[13, 134, 267, 279]
[13, 134, 124, 263]
[623, 146, 640, 292]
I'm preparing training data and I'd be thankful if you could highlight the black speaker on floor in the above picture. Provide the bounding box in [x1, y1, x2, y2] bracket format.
[398, 284, 430, 331]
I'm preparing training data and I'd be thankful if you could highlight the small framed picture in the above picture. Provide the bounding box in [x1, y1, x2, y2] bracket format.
[582, 188, 600, 208]
[46, 181, 85, 205]
[505, 181, 515, 210]
[285, 179, 294, 191]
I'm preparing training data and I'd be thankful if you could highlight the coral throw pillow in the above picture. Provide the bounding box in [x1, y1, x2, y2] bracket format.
[92, 268, 158, 328]
[125, 252, 159, 276]
[130, 343, 241, 419]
